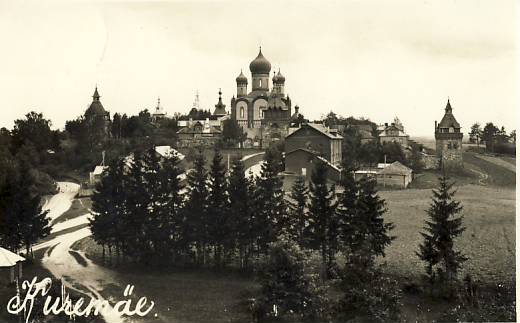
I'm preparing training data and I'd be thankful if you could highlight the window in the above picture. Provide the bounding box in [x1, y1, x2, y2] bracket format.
[447, 142, 452, 149]
[449, 127, 454, 133]
[302, 168, 307, 176]
[259, 79, 262, 87]
[240, 107, 244, 118]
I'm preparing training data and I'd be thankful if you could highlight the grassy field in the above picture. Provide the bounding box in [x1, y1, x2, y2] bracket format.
[380, 184, 515, 285]
[66, 149, 515, 322]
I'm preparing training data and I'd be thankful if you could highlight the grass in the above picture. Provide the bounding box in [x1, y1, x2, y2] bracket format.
[380, 184, 515, 286]
[73, 236, 257, 323]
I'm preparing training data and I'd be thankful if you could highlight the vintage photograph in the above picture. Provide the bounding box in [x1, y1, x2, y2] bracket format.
[0, 1, 516, 322]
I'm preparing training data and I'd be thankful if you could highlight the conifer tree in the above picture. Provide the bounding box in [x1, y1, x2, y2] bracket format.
[306, 159, 337, 275]
[417, 174, 467, 287]
[287, 175, 308, 246]
[123, 150, 150, 261]
[13, 160, 50, 257]
[357, 178, 395, 258]
[253, 149, 286, 253]
[228, 157, 253, 269]
[183, 148, 209, 265]
[90, 157, 126, 263]
[142, 146, 164, 262]
[207, 148, 229, 267]
[159, 152, 184, 261]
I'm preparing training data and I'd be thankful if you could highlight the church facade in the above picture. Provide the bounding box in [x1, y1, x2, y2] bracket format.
[230, 48, 294, 147]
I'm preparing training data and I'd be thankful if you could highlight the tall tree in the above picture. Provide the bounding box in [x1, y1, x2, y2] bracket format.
[253, 149, 286, 253]
[90, 158, 126, 263]
[306, 159, 337, 276]
[417, 174, 467, 289]
[227, 157, 253, 269]
[482, 122, 499, 152]
[11, 111, 55, 154]
[158, 151, 185, 262]
[207, 148, 229, 267]
[287, 175, 308, 246]
[183, 148, 209, 265]
[468, 123, 483, 147]
[356, 178, 395, 258]
[10, 160, 51, 256]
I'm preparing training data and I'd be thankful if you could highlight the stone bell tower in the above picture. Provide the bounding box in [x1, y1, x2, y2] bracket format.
[435, 99, 463, 170]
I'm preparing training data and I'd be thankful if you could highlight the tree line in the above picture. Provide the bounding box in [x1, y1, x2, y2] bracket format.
[90, 144, 468, 321]
[469, 122, 515, 155]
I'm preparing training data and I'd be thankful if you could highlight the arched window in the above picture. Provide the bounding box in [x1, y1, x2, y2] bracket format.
[240, 107, 244, 118]
[259, 79, 262, 87]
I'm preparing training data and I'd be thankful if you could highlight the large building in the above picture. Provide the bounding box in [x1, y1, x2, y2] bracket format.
[377, 117, 409, 147]
[285, 123, 343, 181]
[230, 48, 293, 147]
[435, 99, 463, 169]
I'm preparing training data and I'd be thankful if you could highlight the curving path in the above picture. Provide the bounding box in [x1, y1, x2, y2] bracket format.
[34, 182, 126, 323]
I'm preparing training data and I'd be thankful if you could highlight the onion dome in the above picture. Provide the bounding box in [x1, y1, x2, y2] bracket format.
[272, 70, 279, 83]
[276, 70, 285, 83]
[249, 47, 271, 74]
[85, 86, 107, 117]
[236, 70, 248, 84]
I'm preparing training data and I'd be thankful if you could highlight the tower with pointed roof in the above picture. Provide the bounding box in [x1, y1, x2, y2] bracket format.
[230, 47, 294, 147]
[84, 86, 111, 138]
[435, 99, 463, 169]
[213, 89, 227, 116]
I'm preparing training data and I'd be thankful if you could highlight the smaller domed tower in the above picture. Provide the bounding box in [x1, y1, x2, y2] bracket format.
[236, 70, 248, 97]
[435, 99, 463, 170]
[272, 69, 285, 95]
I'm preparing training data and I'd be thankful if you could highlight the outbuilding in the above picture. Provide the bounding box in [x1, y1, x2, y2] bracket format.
[0, 247, 25, 284]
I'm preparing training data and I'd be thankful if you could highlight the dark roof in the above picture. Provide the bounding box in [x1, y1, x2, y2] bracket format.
[286, 123, 343, 140]
[438, 99, 461, 128]
[249, 47, 271, 74]
[379, 161, 412, 175]
[85, 87, 107, 117]
[236, 70, 248, 84]
[213, 89, 227, 116]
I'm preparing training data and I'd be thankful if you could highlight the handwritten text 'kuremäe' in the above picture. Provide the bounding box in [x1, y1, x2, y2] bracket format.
[7, 277, 155, 323]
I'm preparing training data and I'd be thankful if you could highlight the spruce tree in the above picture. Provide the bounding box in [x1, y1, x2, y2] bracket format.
[207, 148, 229, 267]
[357, 178, 395, 258]
[228, 157, 253, 269]
[142, 146, 163, 263]
[13, 160, 51, 257]
[287, 175, 308, 246]
[90, 158, 126, 263]
[183, 148, 209, 265]
[159, 151, 184, 261]
[253, 149, 286, 254]
[417, 174, 467, 287]
[306, 159, 337, 276]
[123, 150, 150, 261]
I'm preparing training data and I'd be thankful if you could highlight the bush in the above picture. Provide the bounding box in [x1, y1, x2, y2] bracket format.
[253, 238, 329, 322]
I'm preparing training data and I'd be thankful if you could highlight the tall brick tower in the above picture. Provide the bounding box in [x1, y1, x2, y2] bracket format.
[435, 99, 463, 170]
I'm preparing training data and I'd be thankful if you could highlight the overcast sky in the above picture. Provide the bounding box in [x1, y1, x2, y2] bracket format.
[0, 0, 517, 137]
